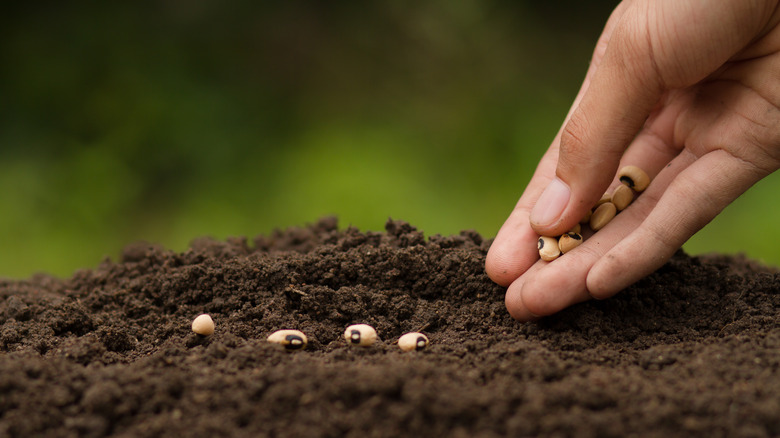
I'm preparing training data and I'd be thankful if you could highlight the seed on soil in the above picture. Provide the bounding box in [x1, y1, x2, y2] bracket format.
[558, 232, 583, 254]
[611, 184, 634, 211]
[344, 324, 378, 347]
[267, 330, 308, 350]
[537, 236, 560, 262]
[191, 314, 215, 336]
[398, 332, 429, 351]
[618, 165, 650, 192]
[589, 202, 617, 231]
[569, 223, 581, 234]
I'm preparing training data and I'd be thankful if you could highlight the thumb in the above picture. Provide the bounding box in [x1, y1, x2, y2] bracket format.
[529, 0, 775, 237]
[530, 11, 665, 236]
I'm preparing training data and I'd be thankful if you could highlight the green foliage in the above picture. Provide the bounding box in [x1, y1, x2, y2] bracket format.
[1, 1, 775, 279]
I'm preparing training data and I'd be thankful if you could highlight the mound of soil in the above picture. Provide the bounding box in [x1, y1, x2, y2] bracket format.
[2, 218, 780, 437]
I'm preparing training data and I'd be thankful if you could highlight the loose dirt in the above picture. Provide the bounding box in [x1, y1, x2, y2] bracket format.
[2, 218, 779, 437]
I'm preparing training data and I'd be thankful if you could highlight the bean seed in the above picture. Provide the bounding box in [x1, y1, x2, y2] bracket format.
[191, 314, 215, 336]
[580, 209, 592, 224]
[595, 192, 611, 207]
[537, 236, 560, 262]
[558, 232, 583, 254]
[569, 223, 581, 234]
[398, 332, 429, 351]
[267, 329, 308, 350]
[611, 184, 634, 211]
[590, 202, 617, 231]
[344, 324, 377, 347]
[618, 165, 650, 192]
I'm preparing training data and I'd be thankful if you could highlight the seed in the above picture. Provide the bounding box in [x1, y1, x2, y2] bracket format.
[191, 314, 215, 336]
[569, 223, 581, 234]
[398, 332, 429, 351]
[611, 184, 634, 211]
[579, 209, 592, 224]
[537, 236, 560, 262]
[595, 192, 611, 207]
[589, 202, 617, 231]
[267, 329, 308, 350]
[558, 232, 583, 254]
[344, 324, 378, 347]
[618, 165, 650, 192]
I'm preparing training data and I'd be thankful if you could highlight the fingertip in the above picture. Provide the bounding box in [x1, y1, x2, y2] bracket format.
[485, 247, 520, 287]
[485, 220, 541, 287]
[587, 239, 659, 300]
[585, 255, 620, 300]
[518, 259, 593, 317]
[505, 280, 540, 322]
[517, 276, 560, 318]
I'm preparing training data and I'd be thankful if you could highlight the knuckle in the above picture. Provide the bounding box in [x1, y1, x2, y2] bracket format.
[559, 112, 593, 169]
[644, 220, 680, 255]
[723, 139, 776, 180]
[610, 11, 668, 89]
[613, 22, 649, 64]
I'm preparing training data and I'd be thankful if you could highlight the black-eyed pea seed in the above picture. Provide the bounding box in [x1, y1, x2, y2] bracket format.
[611, 184, 634, 211]
[569, 223, 581, 234]
[191, 314, 215, 336]
[344, 324, 377, 347]
[589, 202, 617, 231]
[537, 236, 560, 262]
[580, 209, 592, 224]
[267, 329, 308, 350]
[595, 192, 611, 207]
[558, 232, 583, 254]
[398, 332, 429, 351]
[618, 165, 650, 192]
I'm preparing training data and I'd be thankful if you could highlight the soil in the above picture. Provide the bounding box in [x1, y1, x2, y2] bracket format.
[2, 217, 780, 437]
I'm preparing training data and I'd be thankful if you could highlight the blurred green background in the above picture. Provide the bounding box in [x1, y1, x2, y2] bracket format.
[2, 1, 779, 279]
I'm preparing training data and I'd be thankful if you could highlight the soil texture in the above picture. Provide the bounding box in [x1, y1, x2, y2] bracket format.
[2, 218, 780, 437]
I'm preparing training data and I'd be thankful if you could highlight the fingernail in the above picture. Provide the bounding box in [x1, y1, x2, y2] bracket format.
[530, 178, 570, 227]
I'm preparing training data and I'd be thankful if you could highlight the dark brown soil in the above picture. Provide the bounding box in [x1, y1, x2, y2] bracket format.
[2, 218, 780, 437]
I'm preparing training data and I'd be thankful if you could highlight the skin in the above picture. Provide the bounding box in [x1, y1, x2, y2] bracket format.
[486, 0, 780, 321]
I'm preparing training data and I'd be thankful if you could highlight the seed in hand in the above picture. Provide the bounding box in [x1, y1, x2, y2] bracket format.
[191, 314, 215, 336]
[579, 209, 592, 224]
[398, 332, 429, 351]
[611, 184, 634, 211]
[589, 202, 617, 231]
[537, 236, 560, 262]
[618, 165, 650, 192]
[596, 192, 611, 207]
[558, 232, 583, 254]
[267, 330, 308, 350]
[569, 223, 581, 234]
[344, 324, 377, 347]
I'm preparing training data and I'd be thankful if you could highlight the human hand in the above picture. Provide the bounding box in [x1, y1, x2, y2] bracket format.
[486, 0, 780, 321]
